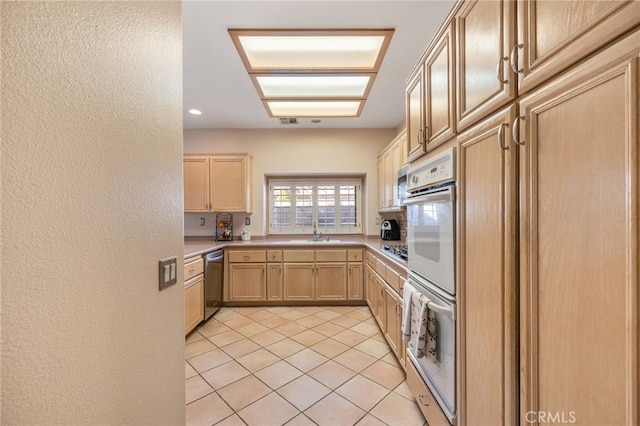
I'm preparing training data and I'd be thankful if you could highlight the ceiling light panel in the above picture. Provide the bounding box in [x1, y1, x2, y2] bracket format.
[254, 75, 373, 98]
[265, 100, 363, 117]
[229, 29, 393, 72]
[229, 29, 394, 118]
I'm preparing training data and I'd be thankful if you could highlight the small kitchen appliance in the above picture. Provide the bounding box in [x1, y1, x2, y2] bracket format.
[380, 219, 401, 241]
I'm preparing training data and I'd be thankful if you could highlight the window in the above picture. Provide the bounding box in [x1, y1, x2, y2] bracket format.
[269, 179, 361, 235]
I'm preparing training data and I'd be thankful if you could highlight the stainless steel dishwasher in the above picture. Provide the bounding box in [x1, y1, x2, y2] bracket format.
[204, 249, 223, 320]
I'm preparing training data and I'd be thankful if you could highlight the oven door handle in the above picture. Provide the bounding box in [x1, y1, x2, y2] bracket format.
[403, 186, 454, 205]
[426, 300, 456, 321]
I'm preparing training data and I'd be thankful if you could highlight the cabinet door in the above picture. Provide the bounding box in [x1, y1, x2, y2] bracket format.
[383, 149, 393, 209]
[406, 67, 426, 162]
[518, 33, 639, 425]
[516, 0, 640, 94]
[374, 276, 387, 331]
[316, 263, 347, 300]
[183, 157, 209, 212]
[456, 0, 517, 132]
[267, 263, 282, 300]
[228, 263, 265, 301]
[366, 266, 377, 314]
[210, 156, 249, 212]
[347, 263, 364, 300]
[458, 105, 518, 425]
[185, 276, 204, 335]
[377, 155, 385, 210]
[283, 263, 314, 300]
[384, 287, 400, 357]
[424, 21, 456, 152]
[391, 140, 402, 207]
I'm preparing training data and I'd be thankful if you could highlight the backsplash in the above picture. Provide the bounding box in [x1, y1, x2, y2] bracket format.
[184, 213, 252, 238]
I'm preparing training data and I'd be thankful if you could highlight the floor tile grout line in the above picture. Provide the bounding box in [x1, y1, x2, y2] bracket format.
[187, 305, 419, 426]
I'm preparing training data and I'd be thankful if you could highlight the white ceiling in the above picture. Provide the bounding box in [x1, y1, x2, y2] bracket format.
[183, 0, 456, 130]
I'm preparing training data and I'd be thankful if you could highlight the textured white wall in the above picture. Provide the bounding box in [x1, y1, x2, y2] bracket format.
[1, 2, 185, 424]
[183, 128, 395, 237]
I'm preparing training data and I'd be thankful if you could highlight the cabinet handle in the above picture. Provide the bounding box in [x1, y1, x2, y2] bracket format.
[418, 395, 430, 407]
[496, 56, 509, 84]
[395, 304, 400, 315]
[511, 116, 526, 146]
[509, 43, 524, 74]
[417, 129, 423, 146]
[243, 255, 250, 260]
[498, 122, 509, 150]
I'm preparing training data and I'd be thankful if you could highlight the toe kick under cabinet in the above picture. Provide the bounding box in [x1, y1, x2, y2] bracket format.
[223, 247, 365, 305]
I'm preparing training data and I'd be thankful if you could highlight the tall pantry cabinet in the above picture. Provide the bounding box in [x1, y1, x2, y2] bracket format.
[408, 0, 640, 425]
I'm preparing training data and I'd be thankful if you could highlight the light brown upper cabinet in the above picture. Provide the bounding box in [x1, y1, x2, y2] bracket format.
[455, 0, 517, 132]
[183, 154, 253, 213]
[406, 21, 456, 162]
[183, 156, 210, 212]
[514, 0, 640, 94]
[377, 130, 407, 212]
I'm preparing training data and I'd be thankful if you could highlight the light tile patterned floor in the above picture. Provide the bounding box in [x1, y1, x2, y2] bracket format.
[185, 306, 427, 426]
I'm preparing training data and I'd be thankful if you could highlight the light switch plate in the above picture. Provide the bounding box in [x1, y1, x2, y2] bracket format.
[159, 256, 178, 290]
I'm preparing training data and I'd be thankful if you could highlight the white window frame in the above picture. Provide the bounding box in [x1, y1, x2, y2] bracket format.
[268, 178, 362, 235]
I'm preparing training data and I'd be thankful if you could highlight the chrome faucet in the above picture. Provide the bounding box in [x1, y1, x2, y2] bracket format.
[312, 221, 322, 241]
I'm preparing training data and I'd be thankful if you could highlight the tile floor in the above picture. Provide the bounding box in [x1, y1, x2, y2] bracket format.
[185, 305, 427, 426]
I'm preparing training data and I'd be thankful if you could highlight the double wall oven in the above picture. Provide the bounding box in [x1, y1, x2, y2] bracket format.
[403, 147, 456, 424]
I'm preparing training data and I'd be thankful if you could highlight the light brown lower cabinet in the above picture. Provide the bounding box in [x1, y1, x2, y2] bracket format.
[406, 360, 450, 426]
[184, 256, 205, 335]
[228, 263, 266, 301]
[184, 275, 204, 335]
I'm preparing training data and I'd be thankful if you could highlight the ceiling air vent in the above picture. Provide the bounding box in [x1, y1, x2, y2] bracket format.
[279, 117, 299, 125]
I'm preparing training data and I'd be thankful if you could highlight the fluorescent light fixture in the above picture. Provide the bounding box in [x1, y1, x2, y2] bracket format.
[254, 75, 372, 98]
[266, 100, 363, 117]
[228, 29, 394, 118]
[188, 109, 202, 115]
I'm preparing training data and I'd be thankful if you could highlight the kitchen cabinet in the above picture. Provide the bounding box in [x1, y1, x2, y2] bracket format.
[183, 154, 253, 213]
[377, 130, 407, 212]
[266, 250, 283, 300]
[406, 21, 456, 162]
[225, 250, 266, 302]
[457, 104, 519, 425]
[347, 249, 364, 300]
[406, 360, 450, 426]
[365, 250, 407, 368]
[209, 155, 252, 213]
[183, 156, 210, 212]
[516, 30, 640, 425]
[455, 0, 517, 132]
[184, 256, 205, 335]
[515, 0, 640, 95]
[283, 249, 347, 301]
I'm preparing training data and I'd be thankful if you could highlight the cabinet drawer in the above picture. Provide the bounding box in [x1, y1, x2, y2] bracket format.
[184, 257, 204, 281]
[228, 250, 266, 263]
[365, 251, 377, 267]
[347, 249, 363, 262]
[267, 250, 282, 262]
[385, 268, 402, 295]
[316, 249, 346, 262]
[406, 361, 450, 426]
[283, 250, 315, 262]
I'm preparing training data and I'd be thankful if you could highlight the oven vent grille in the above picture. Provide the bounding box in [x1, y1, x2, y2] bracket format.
[279, 117, 299, 125]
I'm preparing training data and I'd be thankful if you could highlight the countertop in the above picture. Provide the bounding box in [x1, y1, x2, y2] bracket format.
[184, 235, 408, 270]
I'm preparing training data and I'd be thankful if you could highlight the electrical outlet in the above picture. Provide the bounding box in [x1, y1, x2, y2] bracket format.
[245, 217, 251, 226]
[199, 218, 205, 226]
[375, 216, 382, 225]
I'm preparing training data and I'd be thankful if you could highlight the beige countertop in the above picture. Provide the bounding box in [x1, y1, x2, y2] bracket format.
[184, 235, 408, 270]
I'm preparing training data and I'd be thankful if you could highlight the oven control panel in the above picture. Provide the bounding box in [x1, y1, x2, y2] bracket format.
[407, 147, 455, 192]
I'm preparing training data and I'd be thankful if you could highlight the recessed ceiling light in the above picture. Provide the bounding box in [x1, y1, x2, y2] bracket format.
[229, 29, 394, 118]
[188, 109, 202, 115]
